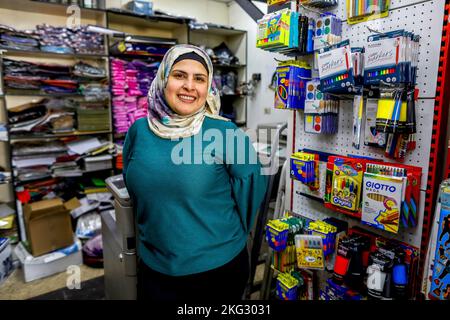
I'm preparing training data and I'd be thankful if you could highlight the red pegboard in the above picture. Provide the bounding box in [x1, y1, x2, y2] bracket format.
[420, 1, 450, 299]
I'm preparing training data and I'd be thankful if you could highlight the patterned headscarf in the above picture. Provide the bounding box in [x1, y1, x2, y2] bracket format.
[147, 44, 227, 139]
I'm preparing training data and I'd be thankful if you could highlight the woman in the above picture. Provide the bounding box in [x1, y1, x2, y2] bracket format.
[123, 44, 268, 301]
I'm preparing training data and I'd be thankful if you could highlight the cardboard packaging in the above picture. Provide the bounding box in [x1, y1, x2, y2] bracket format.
[23, 198, 77, 257]
[14, 239, 82, 283]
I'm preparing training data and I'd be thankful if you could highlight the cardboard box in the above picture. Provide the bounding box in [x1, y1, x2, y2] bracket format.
[23, 198, 76, 257]
[15, 239, 82, 283]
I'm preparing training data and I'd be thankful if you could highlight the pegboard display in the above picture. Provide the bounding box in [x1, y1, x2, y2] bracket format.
[289, 0, 445, 256]
[295, 99, 434, 191]
[293, 179, 426, 247]
[341, 0, 445, 98]
[328, 0, 439, 22]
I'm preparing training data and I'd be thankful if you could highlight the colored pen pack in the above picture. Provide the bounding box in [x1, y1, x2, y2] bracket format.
[317, 40, 355, 94]
[325, 156, 365, 217]
[304, 80, 339, 134]
[364, 30, 420, 86]
[275, 60, 312, 110]
[276, 272, 300, 300]
[306, 220, 338, 257]
[347, 0, 390, 25]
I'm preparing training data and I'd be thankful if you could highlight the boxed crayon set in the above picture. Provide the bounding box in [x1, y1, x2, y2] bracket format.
[347, 0, 390, 25]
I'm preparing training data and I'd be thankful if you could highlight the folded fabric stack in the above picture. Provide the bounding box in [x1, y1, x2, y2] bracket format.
[1, 24, 104, 55]
[3, 59, 107, 95]
[73, 62, 107, 79]
[35, 24, 105, 55]
[111, 58, 158, 134]
[0, 24, 39, 51]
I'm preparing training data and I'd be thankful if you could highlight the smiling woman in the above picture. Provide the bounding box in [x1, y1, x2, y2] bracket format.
[164, 58, 209, 116]
[122, 44, 268, 302]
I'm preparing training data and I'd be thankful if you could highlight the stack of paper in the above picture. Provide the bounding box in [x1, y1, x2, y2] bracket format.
[77, 107, 110, 132]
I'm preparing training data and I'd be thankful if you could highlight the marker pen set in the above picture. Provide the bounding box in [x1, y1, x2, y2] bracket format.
[290, 151, 320, 190]
[364, 30, 420, 86]
[305, 220, 338, 257]
[351, 47, 365, 84]
[375, 85, 417, 161]
[324, 227, 420, 300]
[276, 272, 301, 300]
[257, 8, 316, 55]
[347, 0, 390, 25]
[266, 216, 305, 273]
[257, 9, 298, 50]
[317, 40, 356, 94]
[304, 80, 339, 134]
[275, 60, 312, 110]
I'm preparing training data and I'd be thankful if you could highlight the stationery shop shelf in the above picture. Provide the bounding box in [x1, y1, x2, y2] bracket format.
[109, 53, 165, 60]
[0, 47, 108, 60]
[10, 130, 112, 141]
[4, 90, 110, 98]
[13, 167, 114, 186]
[213, 64, 246, 69]
[107, 9, 190, 30]
[0, 0, 105, 20]
[189, 24, 246, 37]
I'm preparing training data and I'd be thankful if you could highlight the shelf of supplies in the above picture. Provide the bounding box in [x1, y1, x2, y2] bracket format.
[10, 130, 112, 141]
[14, 167, 113, 186]
[107, 9, 189, 30]
[109, 53, 164, 60]
[4, 90, 110, 98]
[213, 64, 246, 69]
[189, 25, 246, 37]
[0, 47, 108, 60]
[0, 0, 106, 20]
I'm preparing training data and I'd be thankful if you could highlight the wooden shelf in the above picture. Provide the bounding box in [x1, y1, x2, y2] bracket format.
[10, 130, 112, 141]
[0, 47, 108, 60]
[0, 0, 105, 20]
[107, 9, 189, 30]
[189, 24, 246, 36]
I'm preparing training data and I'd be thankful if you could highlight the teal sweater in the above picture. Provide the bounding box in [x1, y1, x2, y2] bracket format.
[123, 117, 268, 276]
